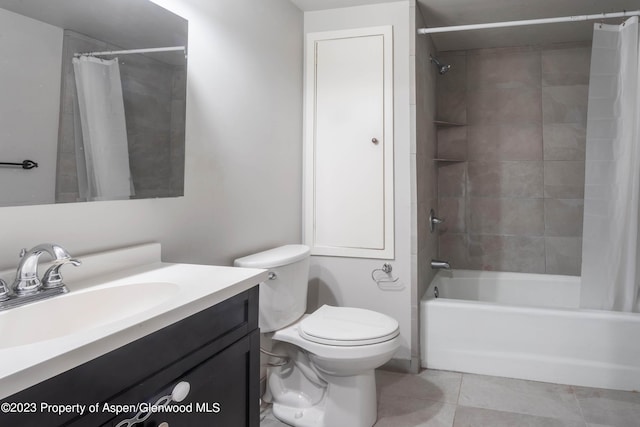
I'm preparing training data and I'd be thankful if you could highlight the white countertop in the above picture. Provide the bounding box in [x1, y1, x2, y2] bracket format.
[0, 243, 267, 400]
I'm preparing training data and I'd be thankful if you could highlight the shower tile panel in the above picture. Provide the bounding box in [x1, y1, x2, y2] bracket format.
[466, 50, 541, 90]
[467, 161, 543, 198]
[544, 161, 586, 198]
[418, 202, 433, 254]
[543, 123, 587, 161]
[438, 197, 466, 233]
[418, 154, 437, 201]
[545, 237, 582, 276]
[544, 199, 584, 237]
[437, 162, 467, 197]
[542, 85, 589, 124]
[542, 45, 592, 86]
[437, 127, 467, 160]
[437, 89, 467, 124]
[438, 233, 468, 271]
[470, 45, 539, 57]
[467, 124, 542, 161]
[416, 23, 439, 303]
[466, 87, 542, 125]
[432, 44, 590, 275]
[467, 234, 545, 273]
[468, 198, 544, 236]
[436, 53, 467, 92]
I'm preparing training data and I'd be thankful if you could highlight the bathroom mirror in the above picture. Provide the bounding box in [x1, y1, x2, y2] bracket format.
[0, 0, 187, 206]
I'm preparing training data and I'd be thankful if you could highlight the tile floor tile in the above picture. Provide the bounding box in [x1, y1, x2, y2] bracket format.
[260, 370, 640, 427]
[261, 415, 290, 427]
[458, 374, 583, 422]
[377, 369, 462, 404]
[574, 386, 640, 427]
[375, 394, 456, 427]
[453, 406, 584, 427]
[452, 405, 586, 427]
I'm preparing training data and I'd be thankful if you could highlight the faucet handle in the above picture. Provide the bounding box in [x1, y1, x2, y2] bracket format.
[0, 279, 10, 301]
[429, 209, 445, 232]
[19, 248, 26, 258]
[42, 258, 82, 290]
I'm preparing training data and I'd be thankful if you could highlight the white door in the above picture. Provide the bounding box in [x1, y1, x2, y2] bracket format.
[304, 26, 394, 259]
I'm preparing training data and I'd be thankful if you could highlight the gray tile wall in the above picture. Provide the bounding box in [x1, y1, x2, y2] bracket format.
[435, 43, 590, 276]
[55, 30, 186, 202]
[415, 11, 439, 299]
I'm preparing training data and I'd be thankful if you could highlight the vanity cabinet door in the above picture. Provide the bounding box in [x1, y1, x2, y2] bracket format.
[2, 287, 259, 427]
[105, 329, 260, 427]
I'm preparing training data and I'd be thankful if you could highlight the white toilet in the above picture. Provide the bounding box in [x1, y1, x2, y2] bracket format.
[234, 245, 400, 427]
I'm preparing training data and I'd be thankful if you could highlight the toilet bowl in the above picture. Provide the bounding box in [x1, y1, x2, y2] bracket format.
[234, 245, 400, 427]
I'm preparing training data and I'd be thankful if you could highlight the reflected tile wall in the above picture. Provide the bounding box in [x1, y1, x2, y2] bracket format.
[55, 30, 185, 202]
[435, 43, 590, 276]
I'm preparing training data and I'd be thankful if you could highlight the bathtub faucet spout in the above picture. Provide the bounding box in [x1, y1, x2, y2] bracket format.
[431, 259, 451, 270]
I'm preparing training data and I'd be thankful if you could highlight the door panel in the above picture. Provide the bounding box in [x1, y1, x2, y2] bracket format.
[305, 26, 394, 259]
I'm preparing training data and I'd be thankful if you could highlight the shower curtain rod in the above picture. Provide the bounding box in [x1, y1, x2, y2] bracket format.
[417, 10, 640, 34]
[74, 46, 186, 58]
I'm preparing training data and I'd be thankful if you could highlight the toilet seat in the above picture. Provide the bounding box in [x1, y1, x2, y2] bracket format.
[299, 305, 399, 346]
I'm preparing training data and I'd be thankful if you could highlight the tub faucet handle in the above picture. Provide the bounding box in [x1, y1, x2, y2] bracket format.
[429, 209, 444, 232]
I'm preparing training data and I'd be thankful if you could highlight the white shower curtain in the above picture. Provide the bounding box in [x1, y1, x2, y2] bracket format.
[581, 17, 640, 312]
[73, 56, 134, 200]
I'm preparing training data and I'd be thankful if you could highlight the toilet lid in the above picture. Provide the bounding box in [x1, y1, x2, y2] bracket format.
[299, 305, 399, 346]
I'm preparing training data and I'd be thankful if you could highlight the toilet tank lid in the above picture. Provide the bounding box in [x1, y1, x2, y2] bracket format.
[234, 244, 310, 268]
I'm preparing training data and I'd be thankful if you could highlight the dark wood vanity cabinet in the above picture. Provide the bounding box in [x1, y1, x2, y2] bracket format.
[0, 286, 260, 427]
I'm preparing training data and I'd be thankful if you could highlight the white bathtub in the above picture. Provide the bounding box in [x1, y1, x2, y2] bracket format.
[420, 269, 640, 391]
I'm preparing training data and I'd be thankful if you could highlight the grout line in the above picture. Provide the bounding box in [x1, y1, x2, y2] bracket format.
[570, 385, 589, 426]
[540, 48, 548, 275]
[456, 373, 464, 405]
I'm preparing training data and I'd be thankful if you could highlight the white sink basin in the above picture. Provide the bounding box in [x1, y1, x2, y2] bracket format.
[0, 282, 179, 349]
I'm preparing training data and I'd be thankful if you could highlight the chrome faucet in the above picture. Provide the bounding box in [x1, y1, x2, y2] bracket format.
[431, 259, 451, 270]
[13, 243, 81, 295]
[0, 244, 81, 311]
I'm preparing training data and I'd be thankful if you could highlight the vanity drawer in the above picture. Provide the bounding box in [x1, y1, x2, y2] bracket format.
[0, 286, 258, 427]
[100, 329, 259, 427]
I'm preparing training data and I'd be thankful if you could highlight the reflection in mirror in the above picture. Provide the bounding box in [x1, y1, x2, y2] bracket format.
[0, 0, 187, 207]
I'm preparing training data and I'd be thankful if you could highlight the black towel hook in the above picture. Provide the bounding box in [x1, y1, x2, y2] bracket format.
[0, 160, 38, 170]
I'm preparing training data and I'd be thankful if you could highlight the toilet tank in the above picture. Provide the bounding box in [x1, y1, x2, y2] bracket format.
[234, 245, 310, 333]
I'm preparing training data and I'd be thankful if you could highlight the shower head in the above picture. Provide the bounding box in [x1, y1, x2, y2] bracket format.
[430, 55, 451, 75]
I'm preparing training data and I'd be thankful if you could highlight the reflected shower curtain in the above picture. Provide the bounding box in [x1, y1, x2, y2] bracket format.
[72, 56, 133, 200]
[581, 17, 640, 312]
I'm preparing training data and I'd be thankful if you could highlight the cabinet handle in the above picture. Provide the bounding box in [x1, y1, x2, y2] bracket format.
[159, 423, 169, 427]
[114, 381, 191, 427]
[372, 138, 379, 144]
[171, 381, 191, 402]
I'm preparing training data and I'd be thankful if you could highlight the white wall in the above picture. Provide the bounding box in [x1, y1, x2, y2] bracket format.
[0, 0, 303, 269]
[0, 8, 62, 206]
[303, 1, 414, 364]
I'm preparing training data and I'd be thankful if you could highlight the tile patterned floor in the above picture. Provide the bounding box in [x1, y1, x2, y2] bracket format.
[260, 369, 640, 427]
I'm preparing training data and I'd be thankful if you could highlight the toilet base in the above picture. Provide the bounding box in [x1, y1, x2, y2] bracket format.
[271, 370, 377, 427]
